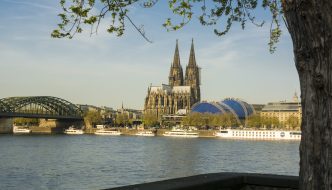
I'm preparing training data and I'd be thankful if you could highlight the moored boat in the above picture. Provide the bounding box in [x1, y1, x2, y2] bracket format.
[163, 128, 199, 138]
[215, 129, 301, 140]
[13, 126, 31, 134]
[94, 129, 121, 136]
[64, 126, 84, 135]
[135, 130, 155, 137]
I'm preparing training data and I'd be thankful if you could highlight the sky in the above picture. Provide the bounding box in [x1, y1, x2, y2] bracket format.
[0, 0, 300, 110]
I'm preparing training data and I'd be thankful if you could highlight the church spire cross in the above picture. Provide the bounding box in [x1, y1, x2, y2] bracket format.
[169, 39, 184, 86]
[172, 39, 181, 67]
[188, 38, 196, 66]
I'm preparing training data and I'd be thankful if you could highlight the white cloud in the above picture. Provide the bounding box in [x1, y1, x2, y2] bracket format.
[2, 0, 57, 11]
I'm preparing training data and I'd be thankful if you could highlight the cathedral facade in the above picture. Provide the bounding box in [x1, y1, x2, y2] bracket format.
[144, 39, 201, 118]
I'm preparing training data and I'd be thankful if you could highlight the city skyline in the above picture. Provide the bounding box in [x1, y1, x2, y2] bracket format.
[0, 0, 300, 109]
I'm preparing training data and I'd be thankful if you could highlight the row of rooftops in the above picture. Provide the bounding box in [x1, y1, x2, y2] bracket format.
[149, 84, 191, 94]
[261, 92, 301, 112]
[261, 101, 301, 112]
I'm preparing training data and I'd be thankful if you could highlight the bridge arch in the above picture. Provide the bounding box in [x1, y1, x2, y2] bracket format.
[0, 100, 11, 112]
[0, 96, 83, 119]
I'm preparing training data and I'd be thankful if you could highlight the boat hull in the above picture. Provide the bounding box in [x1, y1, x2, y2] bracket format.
[64, 131, 84, 135]
[94, 130, 122, 136]
[135, 131, 155, 136]
[94, 132, 121, 136]
[163, 133, 199, 138]
[13, 126, 31, 134]
[215, 129, 301, 141]
[13, 130, 31, 134]
[135, 133, 155, 137]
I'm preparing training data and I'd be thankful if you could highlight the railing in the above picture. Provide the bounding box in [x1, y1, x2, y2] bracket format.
[105, 172, 298, 190]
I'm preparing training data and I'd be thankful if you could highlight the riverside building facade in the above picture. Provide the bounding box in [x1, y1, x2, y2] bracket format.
[144, 39, 201, 119]
[260, 93, 302, 127]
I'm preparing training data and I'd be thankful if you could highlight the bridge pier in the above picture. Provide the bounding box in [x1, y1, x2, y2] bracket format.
[0, 118, 13, 134]
[31, 119, 84, 134]
[54, 119, 84, 133]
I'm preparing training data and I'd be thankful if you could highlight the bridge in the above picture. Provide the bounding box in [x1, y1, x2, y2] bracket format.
[0, 96, 83, 120]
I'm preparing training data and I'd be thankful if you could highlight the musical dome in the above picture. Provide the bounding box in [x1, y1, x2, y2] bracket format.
[191, 98, 255, 121]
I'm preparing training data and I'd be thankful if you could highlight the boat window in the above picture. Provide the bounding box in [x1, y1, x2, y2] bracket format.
[219, 131, 228, 133]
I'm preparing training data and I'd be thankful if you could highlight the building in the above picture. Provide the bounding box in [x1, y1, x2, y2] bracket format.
[79, 104, 143, 126]
[252, 104, 265, 114]
[144, 39, 201, 119]
[190, 98, 255, 124]
[78, 104, 117, 125]
[117, 103, 143, 125]
[260, 93, 302, 127]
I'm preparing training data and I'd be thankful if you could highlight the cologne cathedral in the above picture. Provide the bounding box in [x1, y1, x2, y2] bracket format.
[144, 39, 201, 118]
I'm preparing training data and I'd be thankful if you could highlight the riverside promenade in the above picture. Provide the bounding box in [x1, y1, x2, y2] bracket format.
[1, 126, 217, 137]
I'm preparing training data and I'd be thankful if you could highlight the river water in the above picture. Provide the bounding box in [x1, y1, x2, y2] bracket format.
[0, 135, 299, 189]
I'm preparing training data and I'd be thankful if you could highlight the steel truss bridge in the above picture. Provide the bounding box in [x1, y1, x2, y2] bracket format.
[0, 96, 83, 120]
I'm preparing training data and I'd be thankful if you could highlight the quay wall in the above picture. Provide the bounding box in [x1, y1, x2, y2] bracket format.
[0, 123, 218, 137]
[29, 120, 84, 134]
[85, 128, 217, 138]
[0, 118, 13, 134]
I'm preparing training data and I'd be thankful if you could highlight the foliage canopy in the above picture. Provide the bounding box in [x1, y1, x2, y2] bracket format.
[143, 112, 158, 127]
[84, 110, 103, 126]
[52, 0, 283, 52]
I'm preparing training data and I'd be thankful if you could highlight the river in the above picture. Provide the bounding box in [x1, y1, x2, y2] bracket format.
[0, 135, 299, 189]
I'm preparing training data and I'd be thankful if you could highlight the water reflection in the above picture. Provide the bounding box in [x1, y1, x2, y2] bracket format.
[0, 135, 299, 189]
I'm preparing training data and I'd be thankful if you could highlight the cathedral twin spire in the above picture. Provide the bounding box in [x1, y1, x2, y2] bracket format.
[169, 39, 199, 87]
[172, 39, 181, 68]
[144, 39, 201, 116]
[169, 39, 184, 86]
[188, 38, 197, 67]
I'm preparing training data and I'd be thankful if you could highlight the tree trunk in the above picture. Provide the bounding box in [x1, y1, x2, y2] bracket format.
[283, 0, 332, 189]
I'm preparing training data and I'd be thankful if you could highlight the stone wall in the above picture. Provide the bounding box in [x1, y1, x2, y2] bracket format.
[0, 118, 13, 134]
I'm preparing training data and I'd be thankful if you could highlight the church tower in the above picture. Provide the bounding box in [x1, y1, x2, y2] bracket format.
[185, 39, 201, 105]
[169, 40, 184, 86]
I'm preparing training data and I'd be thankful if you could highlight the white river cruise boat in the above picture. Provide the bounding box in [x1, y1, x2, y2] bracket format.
[215, 129, 301, 140]
[64, 127, 84, 135]
[94, 129, 122, 136]
[13, 126, 31, 134]
[163, 129, 199, 138]
[135, 130, 155, 137]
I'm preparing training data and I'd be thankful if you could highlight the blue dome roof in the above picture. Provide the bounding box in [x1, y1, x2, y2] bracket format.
[191, 102, 225, 114]
[244, 103, 254, 115]
[191, 98, 255, 121]
[221, 99, 246, 119]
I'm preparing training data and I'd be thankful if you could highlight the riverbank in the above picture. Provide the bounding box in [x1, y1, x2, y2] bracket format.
[1, 126, 217, 137]
[2, 127, 303, 140]
[36, 127, 217, 137]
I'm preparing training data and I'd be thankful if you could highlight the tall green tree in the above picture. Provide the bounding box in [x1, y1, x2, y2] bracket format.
[84, 110, 103, 127]
[192, 112, 206, 126]
[260, 116, 280, 129]
[53, 1, 332, 188]
[183, 112, 238, 128]
[143, 112, 159, 127]
[246, 114, 262, 129]
[209, 114, 222, 127]
[116, 113, 130, 126]
[182, 113, 193, 126]
[221, 113, 238, 128]
[286, 115, 300, 130]
[14, 118, 39, 126]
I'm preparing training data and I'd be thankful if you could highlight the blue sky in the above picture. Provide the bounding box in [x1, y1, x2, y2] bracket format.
[0, 0, 299, 110]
